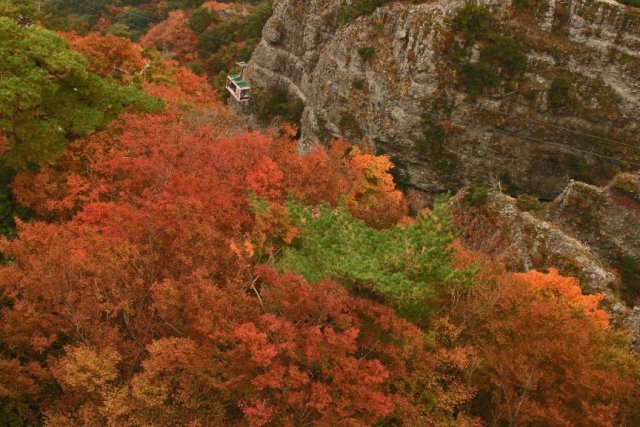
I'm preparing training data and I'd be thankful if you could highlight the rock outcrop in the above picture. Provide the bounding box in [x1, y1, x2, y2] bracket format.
[549, 172, 640, 268]
[450, 172, 640, 349]
[247, 0, 640, 198]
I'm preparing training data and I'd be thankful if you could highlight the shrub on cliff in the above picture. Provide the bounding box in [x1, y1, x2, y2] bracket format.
[452, 3, 495, 44]
[339, 0, 391, 24]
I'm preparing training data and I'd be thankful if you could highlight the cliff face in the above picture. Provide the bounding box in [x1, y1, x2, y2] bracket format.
[248, 0, 640, 198]
[550, 173, 640, 265]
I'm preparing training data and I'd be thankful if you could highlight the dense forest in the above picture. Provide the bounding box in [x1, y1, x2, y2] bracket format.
[0, 1, 639, 426]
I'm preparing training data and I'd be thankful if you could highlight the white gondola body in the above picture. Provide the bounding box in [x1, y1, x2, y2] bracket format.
[226, 74, 250, 102]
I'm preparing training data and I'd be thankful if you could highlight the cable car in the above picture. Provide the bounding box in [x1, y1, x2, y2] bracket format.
[226, 62, 250, 102]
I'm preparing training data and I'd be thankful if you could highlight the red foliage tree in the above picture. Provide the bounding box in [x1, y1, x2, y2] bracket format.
[140, 10, 198, 62]
[63, 32, 144, 80]
[5, 56, 637, 426]
[12, 110, 406, 231]
[0, 221, 475, 424]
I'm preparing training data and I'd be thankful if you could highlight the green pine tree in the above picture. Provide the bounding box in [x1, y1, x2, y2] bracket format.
[279, 200, 473, 319]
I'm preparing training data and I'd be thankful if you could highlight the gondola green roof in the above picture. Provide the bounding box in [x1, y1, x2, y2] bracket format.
[229, 74, 249, 88]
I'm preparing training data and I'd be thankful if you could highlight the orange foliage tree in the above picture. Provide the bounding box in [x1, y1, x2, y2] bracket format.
[4, 112, 639, 425]
[445, 250, 640, 426]
[141, 10, 198, 62]
[12, 108, 405, 232]
[63, 32, 145, 81]
[346, 148, 408, 229]
[11, 63, 230, 222]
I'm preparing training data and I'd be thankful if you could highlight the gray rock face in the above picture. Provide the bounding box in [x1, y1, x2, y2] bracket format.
[549, 173, 640, 266]
[247, 0, 640, 198]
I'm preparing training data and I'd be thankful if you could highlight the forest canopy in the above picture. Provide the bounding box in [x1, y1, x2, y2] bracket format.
[0, 8, 162, 234]
[0, 1, 639, 426]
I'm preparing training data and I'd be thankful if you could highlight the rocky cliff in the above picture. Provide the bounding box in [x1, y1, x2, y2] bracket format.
[449, 172, 640, 349]
[247, 0, 640, 198]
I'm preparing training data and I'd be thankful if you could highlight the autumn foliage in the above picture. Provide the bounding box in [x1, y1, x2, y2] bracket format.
[141, 10, 199, 62]
[2, 80, 457, 425]
[448, 250, 640, 426]
[1, 13, 639, 425]
[63, 32, 145, 80]
[3, 93, 638, 425]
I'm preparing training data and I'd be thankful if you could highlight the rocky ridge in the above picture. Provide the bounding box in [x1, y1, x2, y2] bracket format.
[450, 171, 640, 349]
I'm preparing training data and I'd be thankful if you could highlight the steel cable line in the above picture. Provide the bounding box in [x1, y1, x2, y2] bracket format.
[419, 107, 640, 167]
[458, 97, 640, 151]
